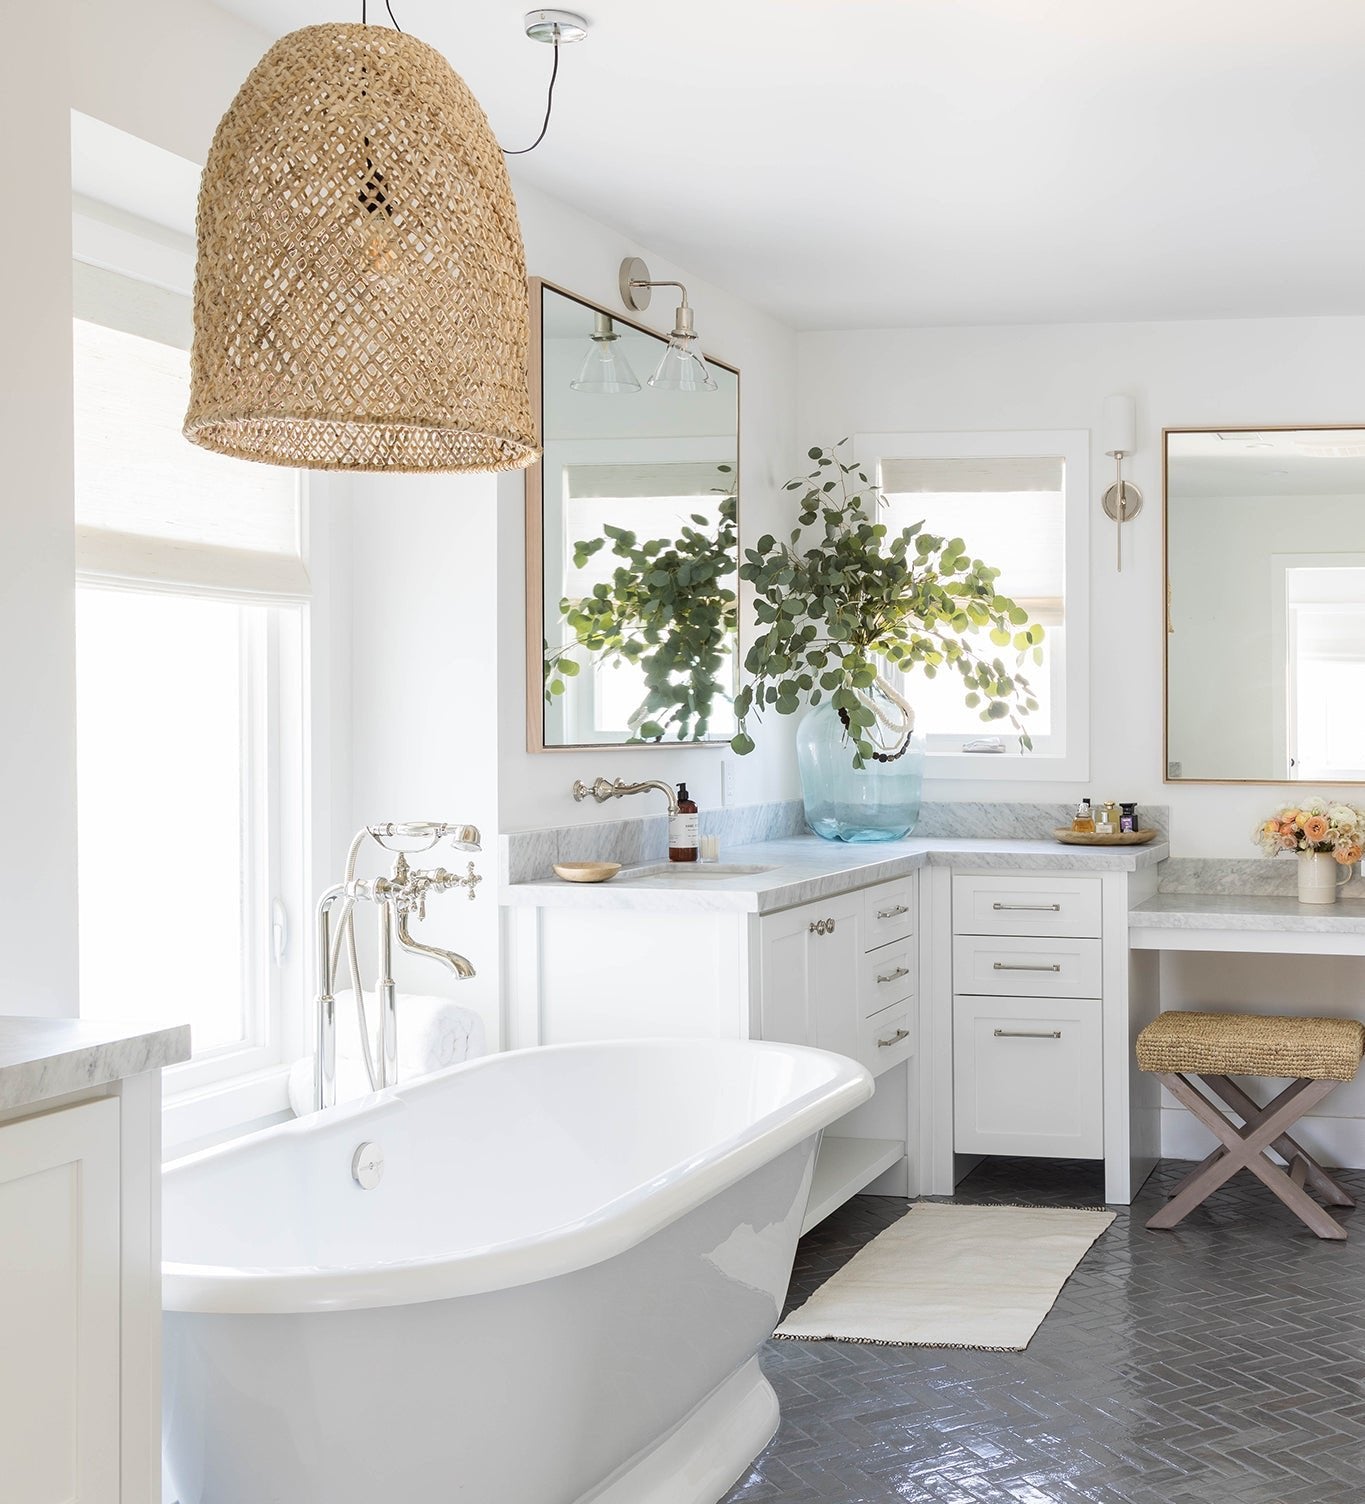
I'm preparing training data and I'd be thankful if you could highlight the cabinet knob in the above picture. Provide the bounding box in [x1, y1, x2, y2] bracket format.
[809, 919, 825, 935]
[826, 918, 836, 934]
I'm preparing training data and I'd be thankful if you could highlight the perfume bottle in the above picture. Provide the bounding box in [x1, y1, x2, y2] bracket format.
[1072, 798, 1095, 834]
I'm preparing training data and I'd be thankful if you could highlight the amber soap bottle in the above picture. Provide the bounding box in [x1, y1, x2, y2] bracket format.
[669, 783, 700, 862]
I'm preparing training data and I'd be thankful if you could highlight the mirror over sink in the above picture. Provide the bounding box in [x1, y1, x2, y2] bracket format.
[1165, 426, 1365, 784]
[526, 280, 740, 751]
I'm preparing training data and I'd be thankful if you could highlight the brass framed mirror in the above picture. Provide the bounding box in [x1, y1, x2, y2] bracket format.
[1165, 425, 1365, 784]
[525, 279, 741, 752]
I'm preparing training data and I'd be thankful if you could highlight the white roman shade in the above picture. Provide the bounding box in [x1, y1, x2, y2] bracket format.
[879, 454, 1064, 626]
[565, 460, 727, 501]
[73, 266, 307, 599]
[879, 456, 1064, 493]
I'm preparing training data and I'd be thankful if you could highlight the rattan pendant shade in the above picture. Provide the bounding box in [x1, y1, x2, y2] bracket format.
[185, 24, 539, 473]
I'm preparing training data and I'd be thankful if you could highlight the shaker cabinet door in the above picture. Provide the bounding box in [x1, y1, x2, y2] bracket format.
[0, 1097, 122, 1504]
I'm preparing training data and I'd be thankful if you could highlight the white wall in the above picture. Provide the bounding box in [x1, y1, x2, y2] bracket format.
[0, 1, 78, 1014]
[497, 184, 801, 832]
[799, 316, 1365, 856]
[346, 473, 503, 1045]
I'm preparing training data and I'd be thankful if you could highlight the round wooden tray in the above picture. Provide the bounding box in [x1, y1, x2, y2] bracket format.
[553, 860, 621, 883]
[1051, 827, 1156, 846]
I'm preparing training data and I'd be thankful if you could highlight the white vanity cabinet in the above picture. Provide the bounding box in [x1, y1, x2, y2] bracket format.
[951, 873, 1105, 1160]
[0, 1019, 189, 1504]
[756, 879, 916, 1079]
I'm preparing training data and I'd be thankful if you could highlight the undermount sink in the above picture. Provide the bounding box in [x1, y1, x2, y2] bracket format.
[615, 863, 775, 882]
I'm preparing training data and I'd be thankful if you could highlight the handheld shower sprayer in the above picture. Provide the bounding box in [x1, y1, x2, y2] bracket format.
[313, 819, 483, 1110]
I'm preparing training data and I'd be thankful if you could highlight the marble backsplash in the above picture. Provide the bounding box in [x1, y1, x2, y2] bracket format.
[500, 799, 1170, 885]
[1158, 856, 1365, 899]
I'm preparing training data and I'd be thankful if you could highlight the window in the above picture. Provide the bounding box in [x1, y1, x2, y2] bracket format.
[1276, 560, 1365, 781]
[859, 431, 1090, 780]
[72, 122, 308, 1095]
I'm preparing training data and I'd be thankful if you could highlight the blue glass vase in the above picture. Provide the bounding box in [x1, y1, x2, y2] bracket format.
[796, 696, 925, 842]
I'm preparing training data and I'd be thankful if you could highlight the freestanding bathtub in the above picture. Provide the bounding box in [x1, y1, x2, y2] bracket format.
[161, 1038, 873, 1504]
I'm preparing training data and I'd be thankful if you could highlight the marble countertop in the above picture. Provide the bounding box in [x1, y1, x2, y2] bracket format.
[503, 833, 1170, 915]
[0, 1016, 191, 1112]
[1129, 892, 1365, 934]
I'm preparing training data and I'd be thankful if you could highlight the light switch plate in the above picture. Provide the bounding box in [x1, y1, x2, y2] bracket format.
[721, 757, 743, 808]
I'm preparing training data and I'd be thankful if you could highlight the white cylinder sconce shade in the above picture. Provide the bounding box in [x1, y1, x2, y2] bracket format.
[1100, 393, 1142, 571]
[1102, 394, 1137, 456]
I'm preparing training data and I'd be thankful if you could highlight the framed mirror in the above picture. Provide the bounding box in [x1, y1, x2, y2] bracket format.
[526, 280, 740, 751]
[1166, 426, 1365, 783]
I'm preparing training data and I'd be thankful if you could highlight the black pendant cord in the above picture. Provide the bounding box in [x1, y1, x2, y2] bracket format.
[360, 1, 403, 30]
[503, 39, 560, 155]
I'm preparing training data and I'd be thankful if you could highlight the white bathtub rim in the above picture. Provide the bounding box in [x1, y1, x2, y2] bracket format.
[162, 1038, 873, 1316]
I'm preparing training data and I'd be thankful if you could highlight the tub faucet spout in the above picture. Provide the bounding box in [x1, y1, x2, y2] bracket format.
[572, 776, 679, 816]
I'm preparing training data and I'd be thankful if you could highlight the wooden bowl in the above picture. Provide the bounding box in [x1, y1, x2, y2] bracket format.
[553, 861, 621, 883]
[1051, 827, 1157, 847]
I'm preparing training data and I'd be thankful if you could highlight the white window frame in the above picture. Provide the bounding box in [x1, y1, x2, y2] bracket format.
[856, 429, 1090, 782]
[71, 113, 319, 1150]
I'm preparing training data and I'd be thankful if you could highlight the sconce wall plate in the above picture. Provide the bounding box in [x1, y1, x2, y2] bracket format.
[619, 256, 652, 311]
[1101, 480, 1143, 524]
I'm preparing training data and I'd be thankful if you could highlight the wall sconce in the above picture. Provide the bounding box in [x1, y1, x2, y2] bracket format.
[618, 258, 718, 392]
[1100, 394, 1143, 572]
[569, 312, 642, 393]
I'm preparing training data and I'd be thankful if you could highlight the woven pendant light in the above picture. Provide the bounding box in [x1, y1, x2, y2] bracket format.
[185, 24, 540, 473]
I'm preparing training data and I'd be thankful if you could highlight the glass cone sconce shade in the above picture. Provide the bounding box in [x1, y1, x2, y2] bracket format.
[649, 334, 717, 393]
[184, 24, 540, 474]
[570, 313, 641, 393]
[618, 256, 718, 394]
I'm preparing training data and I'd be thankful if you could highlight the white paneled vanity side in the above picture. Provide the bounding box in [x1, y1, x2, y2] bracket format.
[505, 867, 926, 1230]
[0, 1017, 190, 1504]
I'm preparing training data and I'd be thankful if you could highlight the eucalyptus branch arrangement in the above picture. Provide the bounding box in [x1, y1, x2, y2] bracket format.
[545, 470, 738, 742]
[731, 442, 1043, 767]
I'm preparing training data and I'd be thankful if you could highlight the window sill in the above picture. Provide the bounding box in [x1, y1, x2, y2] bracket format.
[161, 1061, 294, 1158]
[926, 749, 1088, 782]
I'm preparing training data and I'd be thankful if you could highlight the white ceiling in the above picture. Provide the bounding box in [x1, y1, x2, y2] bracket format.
[212, 0, 1365, 331]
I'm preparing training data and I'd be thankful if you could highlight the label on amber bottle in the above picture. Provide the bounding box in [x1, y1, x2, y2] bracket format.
[668, 813, 699, 851]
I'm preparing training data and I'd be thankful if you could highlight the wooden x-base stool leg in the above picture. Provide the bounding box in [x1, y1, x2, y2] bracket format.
[1148, 1072, 1348, 1240]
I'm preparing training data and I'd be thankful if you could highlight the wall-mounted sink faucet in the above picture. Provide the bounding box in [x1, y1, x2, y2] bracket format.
[572, 776, 679, 816]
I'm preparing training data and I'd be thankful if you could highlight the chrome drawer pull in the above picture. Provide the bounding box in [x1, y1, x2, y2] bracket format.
[994, 1028, 1062, 1039]
[993, 961, 1062, 972]
[878, 1028, 911, 1047]
[992, 902, 1061, 912]
[877, 904, 909, 919]
[876, 966, 910, 984]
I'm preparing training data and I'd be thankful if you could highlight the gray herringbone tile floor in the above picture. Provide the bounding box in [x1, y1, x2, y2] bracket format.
[724, 1158, 1365, 1504]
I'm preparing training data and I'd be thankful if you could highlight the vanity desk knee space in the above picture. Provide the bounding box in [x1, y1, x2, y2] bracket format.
[502, 823, 1169, 1216]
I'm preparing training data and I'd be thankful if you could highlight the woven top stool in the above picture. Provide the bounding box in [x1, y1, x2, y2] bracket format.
[1136, 1010, 1365, 1240]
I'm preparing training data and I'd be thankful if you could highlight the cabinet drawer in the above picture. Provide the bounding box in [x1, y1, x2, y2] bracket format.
[952, 874, 1101, 939]
[860, 1000, 914, 1077]
[860, 937, 915, 1017]
[952, 934, 1102, 999]
[864, 879, 915, 948]
[952, 995, 1103, 1158]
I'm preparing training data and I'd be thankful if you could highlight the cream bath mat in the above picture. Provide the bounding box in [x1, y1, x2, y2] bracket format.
[776, 1201, 1114, 1351]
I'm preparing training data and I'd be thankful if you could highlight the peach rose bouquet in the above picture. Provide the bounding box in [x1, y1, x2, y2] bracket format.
[1254, 797, 1365, 866]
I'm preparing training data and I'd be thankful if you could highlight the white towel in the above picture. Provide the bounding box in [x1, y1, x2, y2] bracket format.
[331, 988, 486, 1074]
[289, 991, 486, 1116]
